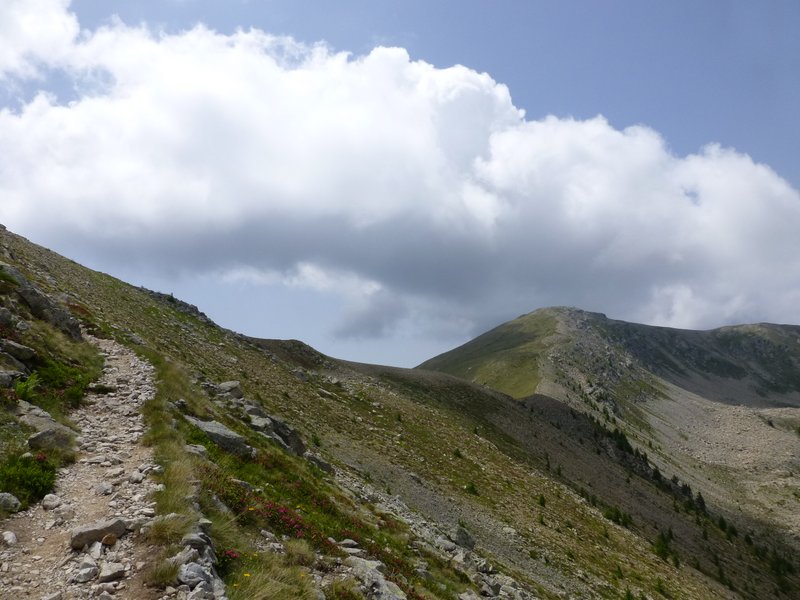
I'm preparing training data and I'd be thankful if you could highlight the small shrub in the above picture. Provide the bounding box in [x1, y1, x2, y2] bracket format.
[0, 453, 56, 508]
[538, 494, 546, 507]
[453, 448, 462, 459]
[464, 481, 479, 495]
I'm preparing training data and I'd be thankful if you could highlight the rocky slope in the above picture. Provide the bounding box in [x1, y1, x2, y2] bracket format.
[1, 226, 799, 599]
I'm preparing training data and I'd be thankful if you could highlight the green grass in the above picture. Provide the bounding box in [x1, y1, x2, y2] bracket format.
[418, 310, 557, 398]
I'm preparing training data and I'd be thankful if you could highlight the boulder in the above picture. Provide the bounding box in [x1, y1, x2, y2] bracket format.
[178, 562, 211, 588]
[0, 492, 21, 513]
[216, 381, 243, 398]
[27, 427, 73, 450]
[185, 417, 253, 458]
[304, 452, 334, 474]
[268, 414, 306, 456]
[449, 525, 476, 550]
[0, 352, 26, 373]
[70, 518, 128, 550]
[1, 340, 36, 362]
[0, 307, 12, 327]
[97, 562, 126, 582]
[17, 286, 81, 340]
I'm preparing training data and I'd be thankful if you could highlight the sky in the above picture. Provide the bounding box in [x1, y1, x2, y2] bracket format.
[1, 1, 799, 367]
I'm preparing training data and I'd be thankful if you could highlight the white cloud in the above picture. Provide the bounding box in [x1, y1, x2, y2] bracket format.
[0, 0, 78, 78]
[1, 0, 799, 345]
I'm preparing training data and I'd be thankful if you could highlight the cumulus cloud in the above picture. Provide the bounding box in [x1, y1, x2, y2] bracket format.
[1, 0, 799, 347]
[0, 0, 78, 78]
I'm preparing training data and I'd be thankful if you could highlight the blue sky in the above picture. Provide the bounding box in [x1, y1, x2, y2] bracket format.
[1, 1, 799, 366]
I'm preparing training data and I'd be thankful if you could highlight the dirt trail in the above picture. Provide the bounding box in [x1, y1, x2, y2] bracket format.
[0, 336, 163, 599]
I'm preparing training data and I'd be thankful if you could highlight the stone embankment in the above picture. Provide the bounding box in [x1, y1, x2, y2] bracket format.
[0, 336, 167, 599]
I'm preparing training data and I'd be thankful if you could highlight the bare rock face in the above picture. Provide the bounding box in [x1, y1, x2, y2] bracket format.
[70, 518, 128, 550]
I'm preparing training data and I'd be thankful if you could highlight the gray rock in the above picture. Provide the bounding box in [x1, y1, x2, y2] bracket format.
[0, 351, 27, 372]
[0, 492, 21, 513]
[244, 404, 267, 418]
[0, 264, 81, 340]
[128, 470, 145, 483]
[304, 452, 334, 474]
[268, 414, 306, 456]
[346, 556, 406, 599]
[185, 417, 253, 458]
[184, 444, 208, 458]
[70, 518, 128, 550]
[94, 481, 114, 495]
[181, 531, 212, 552]
[168, 545, 200, 567]
[42, 493, 62, 510]
[73, 565, 99, 583]
[0, 369, 20, 388]
[41, 592, 62, 600]
[248, 415, 272, 432]
[435, 536, 456, 552]
[89, 541, 104, 559]
[187, 584, 215, 600]
[216, 381, 243, 398]
[19, 293, 80, 339]
[1, 340, 36, 362]
[2, 530, 18, 546]
[98, 561, 126, 582]
[27, 427, 73, 451]
[178, 562, 211, 588]
[0, 307, 12, 327]
[450, 526, 475, 550]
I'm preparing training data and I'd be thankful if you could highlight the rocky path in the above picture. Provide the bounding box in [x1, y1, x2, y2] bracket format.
[0, 336, 162, 599]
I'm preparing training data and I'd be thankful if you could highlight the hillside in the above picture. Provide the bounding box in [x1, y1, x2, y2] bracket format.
[1, 226, 799, 599]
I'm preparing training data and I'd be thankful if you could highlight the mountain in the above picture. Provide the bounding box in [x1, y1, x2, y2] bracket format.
[1, 226, 799, 600]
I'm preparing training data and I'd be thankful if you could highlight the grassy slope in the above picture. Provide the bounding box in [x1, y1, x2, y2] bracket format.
[3, 230, 798, 598]
[417, 310, 558, 398]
